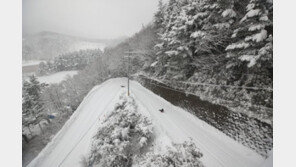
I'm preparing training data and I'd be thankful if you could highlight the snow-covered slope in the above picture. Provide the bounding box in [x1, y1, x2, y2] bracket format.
[23, 32, 106, 60]
[27, 78, 266, 167]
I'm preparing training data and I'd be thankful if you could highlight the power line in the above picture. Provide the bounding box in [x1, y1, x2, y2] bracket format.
[140, 74, 272, 91]
[145, 79, 273, 110]
[176, 80, 273, 91]
[148, 80, 191, 94]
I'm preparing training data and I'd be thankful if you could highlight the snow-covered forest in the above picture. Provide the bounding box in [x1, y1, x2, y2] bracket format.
[36, 49, 102, 75]
[22, 0, 273, 166]
[22, 31, 125, 60]
[149, 0, 273, 124]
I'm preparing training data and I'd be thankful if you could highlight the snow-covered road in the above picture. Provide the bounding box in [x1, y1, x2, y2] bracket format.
[131, 80, 264, 167]
[27, 78, 265, 167]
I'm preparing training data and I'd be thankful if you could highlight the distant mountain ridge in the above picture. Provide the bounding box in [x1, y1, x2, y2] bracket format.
[22, 31, 127, 61]
[25, 31, 127, 44]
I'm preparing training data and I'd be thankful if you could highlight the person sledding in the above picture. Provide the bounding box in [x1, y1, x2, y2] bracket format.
[159, 108, 164, 113]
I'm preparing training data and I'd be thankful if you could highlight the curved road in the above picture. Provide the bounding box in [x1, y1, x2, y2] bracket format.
[28, 78, 264, 167]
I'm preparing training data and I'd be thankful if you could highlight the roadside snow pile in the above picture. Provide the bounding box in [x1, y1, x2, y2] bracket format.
[83, 94, 204, 167]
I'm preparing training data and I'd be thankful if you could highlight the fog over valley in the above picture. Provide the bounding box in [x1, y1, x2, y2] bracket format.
[23, 0, 165, 39]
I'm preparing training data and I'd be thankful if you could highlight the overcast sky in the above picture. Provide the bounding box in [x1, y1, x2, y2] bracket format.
[23, 0, 166, 39]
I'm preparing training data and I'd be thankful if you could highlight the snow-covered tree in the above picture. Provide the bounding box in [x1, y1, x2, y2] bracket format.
[138, 141, 204, 167]
[37, 49, 101, 75]
[83, 94, 204, 167]
[154, 0, 166, 31]
[153, 0, 241, 79]
[144, 0, 273, 124]
[22, 75, 47, 133]
[84, 95, 153, 167]
[226, 0, 273, 68]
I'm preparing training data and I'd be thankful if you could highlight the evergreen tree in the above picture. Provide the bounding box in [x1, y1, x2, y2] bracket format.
[154, 0, 166, 31]
[148, 0, 273, 121]
[225, 0, 273, 68]
[22, 81, 33, 128]
[22, 75, 47, 133]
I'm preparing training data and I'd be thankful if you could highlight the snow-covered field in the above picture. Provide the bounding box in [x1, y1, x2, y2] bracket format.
[27, 78, 268, 167]
[22, 60, 45, 67]
[37, 71, 78, 84]
[24, 71, 78, 84]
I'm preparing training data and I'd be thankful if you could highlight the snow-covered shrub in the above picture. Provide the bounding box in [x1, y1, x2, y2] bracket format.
[83, 93, 205, 166]
[84, 95, 153, 167]
[22, 75, 48, 134]
[137, 141, 204, 167]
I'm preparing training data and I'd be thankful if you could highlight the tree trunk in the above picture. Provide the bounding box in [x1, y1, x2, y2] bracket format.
[22, 134, 29, 143]
[45, 118, 50, 124]
[38, 123, 44, 134]
[28, 126, 33, 136]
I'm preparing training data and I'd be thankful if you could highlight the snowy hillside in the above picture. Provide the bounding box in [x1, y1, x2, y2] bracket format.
[27, 78, 265, 167]
[23, 31, 107, 60]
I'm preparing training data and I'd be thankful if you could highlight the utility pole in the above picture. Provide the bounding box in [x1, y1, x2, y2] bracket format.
[124, 50, 148, 96]
[127, 49, 130, 96]
[124, 49, 131, 96]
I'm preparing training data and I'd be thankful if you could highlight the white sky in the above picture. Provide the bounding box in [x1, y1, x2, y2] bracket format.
[23, 0, 166, 39]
